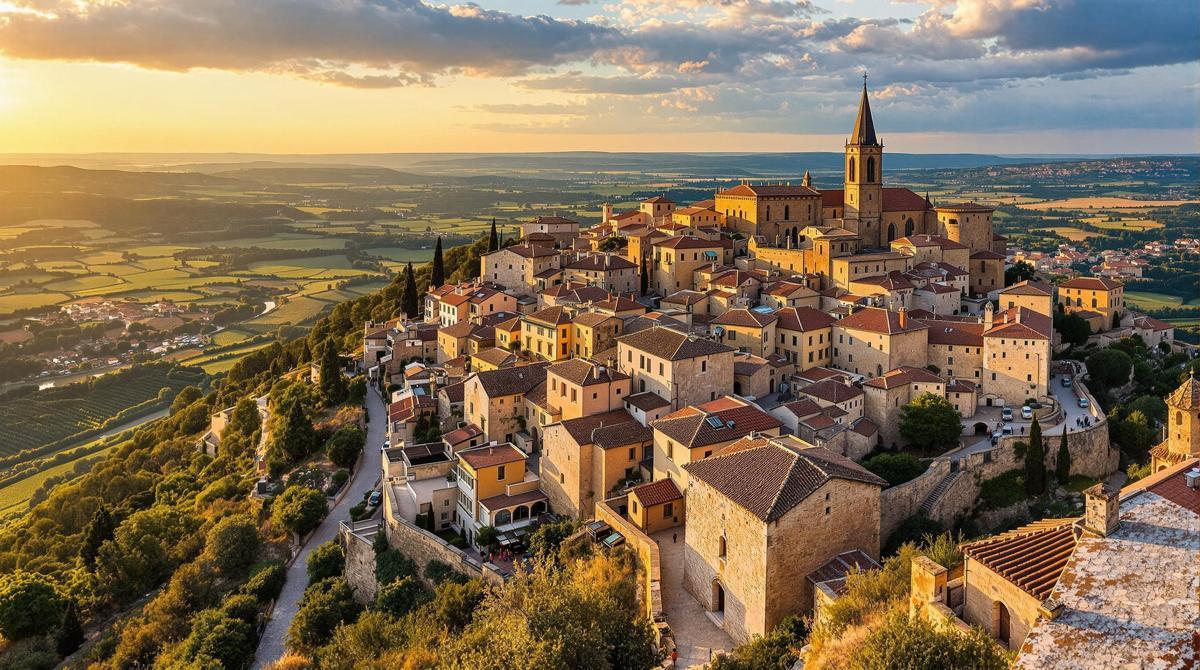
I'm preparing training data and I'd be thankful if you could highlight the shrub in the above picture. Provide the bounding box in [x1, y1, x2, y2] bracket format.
[0, 571, 66, 641]
[307, 541, 345, 585]
[428, 579, 486, 632]
[712, 615, 807, 670]
[882, 515, 944, 557]
[375, 549, 417, 586]
[978, 470, 1027, 510]
[326, 426, 365, 469]
[272, 486, 328, 537]
[240, 562, 287, 603]
[424, 560, 466, 586]
[374, 576, 430, 617]
[287, 578, 361, 654]
[861, 452, 926, 487]
[204, 514, 261, 576]
[898, 394, 962, 455]
[847, 608, 1008, 670]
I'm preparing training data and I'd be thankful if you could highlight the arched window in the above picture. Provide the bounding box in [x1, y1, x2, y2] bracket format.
[495, 510, 512, 526]
[513, 506, 530, 521]
[784, 205, 790, 220]
[848, 158, 855, 182]
[1178, 411, 1185, 425]
[887, 222, 896, 243]
[718, 534, 727, 558]
[531, 500, 547, 515]
[867, 157, 876, 182]
[905, 218, 915, 236]
[765, 205, 770, 221]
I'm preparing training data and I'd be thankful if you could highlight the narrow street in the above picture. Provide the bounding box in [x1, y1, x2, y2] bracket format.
[252, 385, 385, 668]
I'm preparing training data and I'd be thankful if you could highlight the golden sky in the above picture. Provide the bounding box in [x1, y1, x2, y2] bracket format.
[0, 0, 1196, 155]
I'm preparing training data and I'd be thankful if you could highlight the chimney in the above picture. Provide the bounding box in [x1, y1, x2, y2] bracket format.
[1083, 483, 1120, 537]
[983, 302, 994, 329]
[898, 307, 908, 329]
[1185, 467, 1200, 490]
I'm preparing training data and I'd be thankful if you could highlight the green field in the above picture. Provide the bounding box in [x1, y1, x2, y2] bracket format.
[0, 438, 124, 517]
[1125, 291, 1186, 309]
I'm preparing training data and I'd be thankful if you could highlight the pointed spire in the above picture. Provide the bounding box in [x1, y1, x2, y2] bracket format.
[850, 74, 879, 146]
[801, 170, 812, 187]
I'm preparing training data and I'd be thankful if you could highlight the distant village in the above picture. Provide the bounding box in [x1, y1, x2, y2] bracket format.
[1008, 237, 1199, 280]
[344, 85, 1197, 668]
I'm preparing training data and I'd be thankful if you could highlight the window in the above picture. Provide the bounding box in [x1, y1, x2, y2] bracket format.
[628, 447, 636, 460]
[497, 465, 506, 481]
[866, 157, 875, 182]
[718, 535, 727, 559]
[664, 502, 674, 518]
[701, 360, 707, 373]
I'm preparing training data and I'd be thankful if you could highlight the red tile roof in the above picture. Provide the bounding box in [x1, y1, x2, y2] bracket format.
[720, 183, 820, 198]
[653, 235, 722, 250]
[713, 308, 777, 328]
[935, 202, 994, 213]
[652, 403, 781, 449]
[459, 443, 525, 470]
[631, 478, 683, 507]
[925, 320, 984, 347]
[837, 307, 928, 334]
[821, 187, 929, 212]
[1059, 276, 1124, 291]
[775, 306, 837, 332]
[893, 234, 968, 250]
[961, 518, 1079, 600]
[802, 378, 864, 403]
[863, 366, 944, 389]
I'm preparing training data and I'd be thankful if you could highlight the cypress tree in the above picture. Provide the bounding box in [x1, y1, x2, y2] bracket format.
[488, 218, 499, 252]
[1024, 417, 1046, 496]
[319, 340, 348, 405]
[56, 599, 85, 657]
[80, 505, 115, 570]
[1055, 429, 1072, 485]
[276, 400, 317, 462]
[402, 262, 418, 319]
[432, 236, 445, 287]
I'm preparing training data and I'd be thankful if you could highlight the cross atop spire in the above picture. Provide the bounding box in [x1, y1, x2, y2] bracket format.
[850, 75, 879, 146]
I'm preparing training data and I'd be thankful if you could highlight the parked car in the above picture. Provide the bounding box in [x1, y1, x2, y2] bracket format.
[1021, 405, 1034, 419]
[1078, 397, 1090, 409]
[368, 491, 382, 507]
[1062, 376, 1074, 388]
[1001, 407, 1013, 421]
[1002, 425, 1014, 437]
[381, 439, 390, 452]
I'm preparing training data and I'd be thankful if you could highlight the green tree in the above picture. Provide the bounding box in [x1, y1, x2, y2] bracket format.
[287, 578, 361, 654]
[374, 576, 430, 617]
[488, 218, 499, 252]
[429, 579, 486, 632]
[272, 486, 328, 537]
[1055, 429, 1072, 485]
[79, 504, 116, 570]
[56, 598, 85, 657]
[848, 608, 1008, 670]
[226, 396, 262, 439]
[273, 398, 318, 463]
[898, 394, 962, 455]
[711, 615, 807, 670]
[432, 236, 445, 287]
[307, 540, 345, 585]
[1086, 348, 1133, 388]
[171, 608, 255, 670]
[170, 385, 204, 414]
[1004, 260, 1037, 285]
[1024, 417, 1046, 496]
[319, 340, 349, 406]
[861, 452, 926, 487]
[402, 262, 418, 319]
[527, 518, 578, 563]
[475, 525, 499, 552]
[1053, 311, 1091, 347]
[0, 571, 66, 641]
[326, 425, 365, 469]
[204, 514, 261, 576]
[239, 563, 287, 604]
[375, 548, 418, 586]
[347, 376, 367, 405]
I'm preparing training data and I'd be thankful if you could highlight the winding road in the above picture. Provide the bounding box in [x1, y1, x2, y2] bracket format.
[252, 384, 385, 668]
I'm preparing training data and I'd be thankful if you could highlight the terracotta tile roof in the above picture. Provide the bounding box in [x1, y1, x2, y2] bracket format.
[802, 378, 864, 403]
[473, 362, 549, 397]
[479, 488, 547, 511]
[497, 243, 559, 259]
[961, 518, 1079, 600]
[969, 250, 1005, 260]
[684, 438, 887, 521]
[533, 267, 563, 279]
[594, 296, 645, 313]
[852, 271, 915, 291]
[592, 420, 653, 450]
[892, 234, 968, 250]
[493, 317, 521, 333]
[443, 424, 482, 447]
[801, 413, 837, 430]
[807, 549, 881, 595]
[566, 254, 637, 271]
[1059, 276, 1125, 291]
[472, 347, 516, 367]
[1132, 458, 1200, 515]
[935, 202, 994, 213]
[719, 183, 820, 198]
[547, 358, 628, 386]
[533, 215, 578, 225]
[910, 260, 969, 278]
[440, 321, 481, 338]
[775, 306, 837, 332]
[763, 281, 814, 297]
[984, 306, 1052, 340]
[561, 409, 636, 445]
[915, 282, 959, 295]
[713, 308, 777, 328]
[625, 391, 672, 412]
[651, 403, 781, 449]
[820, 187, 929, 212]
[612, 210, 642, 221]
[781, 398, 823, 419]
[837, 307, 928, 335]
[525, 306, 571, 326]
[925, 320, 984, 346]
[459, 443, 525, 470]
[795, 366, 847, 383]
[661, 290, 708, 306]
[850, 417, 878, 436]
[617, 326, 732, 361]
[631, 478, 683, 507]
[946, 379, 977, 393]
[1166, 374, 1200, 410]
[572, 311, 618, 328]
[863, 366, 944, 389]
[653, 235, 721, 250]
[734, 354, 768, 376]
[438, 381, 465, 404]
[641, 195, 675, 204]
[1000, 280, 1055, 296]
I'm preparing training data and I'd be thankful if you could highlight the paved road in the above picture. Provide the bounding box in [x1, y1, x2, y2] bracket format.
[252, 385, 385, 668]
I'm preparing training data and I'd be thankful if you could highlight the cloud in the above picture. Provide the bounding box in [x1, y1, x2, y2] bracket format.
[0, 0, 621, 86]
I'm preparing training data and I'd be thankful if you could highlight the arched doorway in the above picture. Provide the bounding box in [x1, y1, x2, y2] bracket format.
[973, 422, 989, 435]
[887, 222, 896, 243]
[905, 218, 915, 236]
[996, 602, 1011, 646]
[712, 580, 726, 614]
[734, 381, 743, 396]
[791, 226, 798, 245]
[513, 506, 530, 522]
[531, 500, 547, 516]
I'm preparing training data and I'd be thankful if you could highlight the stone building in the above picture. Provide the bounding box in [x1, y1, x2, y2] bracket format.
[538, 409, 646, 519]
[998, 280, 1055, 317]
[1057, 276, 1124, 331]
[832, 306, 929, 378]
[652, 235, 723, 294]
[521, 215, 579, 247]
[1149, 374, 1200, 471]
[562, 252, 639, 295]
[681, 436, 887, 644]
[616, 326, 735, 410]
[481, 243, 561, 292]
[651, 396, 782, 489]
[462, 362, 549, 444]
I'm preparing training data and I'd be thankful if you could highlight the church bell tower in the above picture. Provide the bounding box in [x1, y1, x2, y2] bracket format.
[844, 76, 883, 243]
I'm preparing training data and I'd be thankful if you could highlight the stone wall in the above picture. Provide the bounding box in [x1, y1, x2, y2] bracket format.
[341, 522, 380, 605]
[595, 497, 664, 624]
[382, 484, 506, 588]
[880, 414, 1117, 544]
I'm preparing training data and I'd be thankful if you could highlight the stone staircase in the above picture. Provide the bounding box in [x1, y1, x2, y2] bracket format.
[921, 470, 963, 515]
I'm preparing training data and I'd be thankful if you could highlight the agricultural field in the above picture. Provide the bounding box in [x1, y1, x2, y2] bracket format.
[1086, 218, 1164, 231]
[0, 436, 125, 517]
[1034, 227, 1106, 241]
[1021, 197, 1200, 210]
[1124, 291, 1188, 310]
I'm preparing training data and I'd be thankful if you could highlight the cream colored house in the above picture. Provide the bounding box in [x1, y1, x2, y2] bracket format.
[616, 326, 734, 410]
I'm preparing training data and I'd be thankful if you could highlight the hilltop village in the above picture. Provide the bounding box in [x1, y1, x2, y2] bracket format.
[354, 86, 1198, 666]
